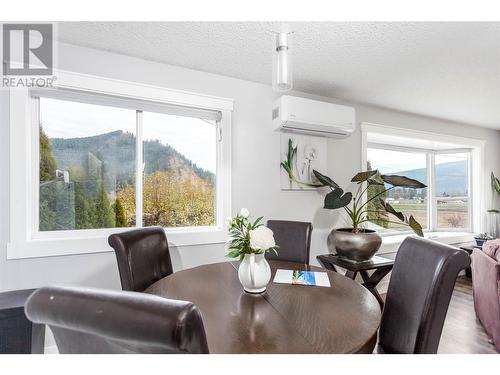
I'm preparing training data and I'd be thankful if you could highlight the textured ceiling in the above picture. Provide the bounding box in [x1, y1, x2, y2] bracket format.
[56, 22, 500, 129]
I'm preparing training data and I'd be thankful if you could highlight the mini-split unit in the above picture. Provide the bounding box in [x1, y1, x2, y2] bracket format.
[272, 95, 355, 138]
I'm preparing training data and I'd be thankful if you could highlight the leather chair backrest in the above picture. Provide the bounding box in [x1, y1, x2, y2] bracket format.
[108, 227, 173, 292]
[25, 286, 209, 354]
[378, 236, 470, 354]
[265, 220, 313, 264]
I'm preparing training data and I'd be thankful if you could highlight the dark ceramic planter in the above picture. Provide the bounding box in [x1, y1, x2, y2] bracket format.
[474, 237, 486, 247]
[327, 228, 382, 262]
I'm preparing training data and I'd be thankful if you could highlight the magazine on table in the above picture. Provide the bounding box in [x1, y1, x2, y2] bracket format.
[273, 269, 331, 287]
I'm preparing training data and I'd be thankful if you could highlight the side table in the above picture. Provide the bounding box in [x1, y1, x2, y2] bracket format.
[317, 253, 395, 308]
[458, 243, 482, 278]
[0, 289, 45, 354]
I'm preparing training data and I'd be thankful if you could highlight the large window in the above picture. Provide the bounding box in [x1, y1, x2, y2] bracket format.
[435, 152, 470, 230]
[367, 147, 428, 233]
[8, 71, 232, 259]
[141, 112, 216, 228]
[367, 145, 471, 234]
[37, 95, 218, 233]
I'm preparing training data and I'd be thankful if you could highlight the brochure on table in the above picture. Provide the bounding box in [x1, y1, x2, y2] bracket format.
[273, 269, 331, 287]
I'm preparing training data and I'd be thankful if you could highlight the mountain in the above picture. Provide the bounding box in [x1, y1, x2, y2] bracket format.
[389, 160, 468, 196]
[49, 130, 215, 191]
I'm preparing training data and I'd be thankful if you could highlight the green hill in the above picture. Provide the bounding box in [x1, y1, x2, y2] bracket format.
[395, 160, 468, 196]
[49, 130, 215, 191]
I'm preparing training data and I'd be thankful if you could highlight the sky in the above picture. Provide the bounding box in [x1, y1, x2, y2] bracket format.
[40, 97, 217, 173]
[367, 148, 468, 174]
[367, 148, 426, 173]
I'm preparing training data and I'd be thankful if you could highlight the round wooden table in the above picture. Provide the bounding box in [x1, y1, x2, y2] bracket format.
[145, 260, 381, 354]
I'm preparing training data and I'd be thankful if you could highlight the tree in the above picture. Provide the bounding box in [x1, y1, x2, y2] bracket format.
[69, 167, 95, 229]
[117, 170, 215, 228]
[113, 198, 127, 227]
[39, 199, 56, 231]
[74, 187, 97, 229]
[39, 125, 57, 182]
[94, 180, 115, 228]
[116, 181, 135, 225]
[366, 161, 389, 228]
[39, 125, 58, 230]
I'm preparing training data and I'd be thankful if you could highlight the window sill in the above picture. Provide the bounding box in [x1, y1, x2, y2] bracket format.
[7, 226, 228, 260]
[378, 231, 475, 254]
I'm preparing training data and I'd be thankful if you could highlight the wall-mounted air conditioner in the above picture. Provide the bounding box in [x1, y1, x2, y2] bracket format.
[272, 95, 355, 138]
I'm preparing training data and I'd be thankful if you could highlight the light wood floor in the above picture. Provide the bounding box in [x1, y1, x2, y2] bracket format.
[438, 276, 497, 354]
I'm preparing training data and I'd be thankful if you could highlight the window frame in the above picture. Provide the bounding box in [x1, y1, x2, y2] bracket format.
[366, 143, 431, 234]
[7, 69, 233, 259]
[432, 150, 473, 232]
[361, 122, 485, 237]
[367, 143, 473, 234]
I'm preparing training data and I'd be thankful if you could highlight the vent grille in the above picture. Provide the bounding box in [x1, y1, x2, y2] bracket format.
[283, 125, 348, 137]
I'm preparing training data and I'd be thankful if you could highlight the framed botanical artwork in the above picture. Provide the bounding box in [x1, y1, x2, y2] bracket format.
[280, 133, 327, 190]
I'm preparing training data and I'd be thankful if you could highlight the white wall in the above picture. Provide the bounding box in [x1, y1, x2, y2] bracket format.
[1, 42, 499, 292]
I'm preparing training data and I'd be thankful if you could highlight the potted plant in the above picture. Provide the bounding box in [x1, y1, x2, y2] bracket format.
[474, 233, 494, 247]
[487, 172, 500, 238]
[226, 208, 278, 293]
[312, 169, 426, 261]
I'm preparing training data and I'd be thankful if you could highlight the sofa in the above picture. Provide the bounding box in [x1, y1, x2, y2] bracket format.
[472, 240, 500, 352]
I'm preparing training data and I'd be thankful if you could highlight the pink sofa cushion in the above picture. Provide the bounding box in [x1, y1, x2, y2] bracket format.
[482, 239, 500, 262]
[471, 249, 500, 352]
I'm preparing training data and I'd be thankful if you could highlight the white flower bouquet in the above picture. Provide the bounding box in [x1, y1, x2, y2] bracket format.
[226, 208, 278, 261]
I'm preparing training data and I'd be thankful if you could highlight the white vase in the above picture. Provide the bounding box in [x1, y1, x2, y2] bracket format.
[486, 211, 500, 238]
[238, 253, 271, 293]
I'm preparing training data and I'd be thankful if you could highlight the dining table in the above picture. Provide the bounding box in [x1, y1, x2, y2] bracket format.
[145, 259, 381, 354]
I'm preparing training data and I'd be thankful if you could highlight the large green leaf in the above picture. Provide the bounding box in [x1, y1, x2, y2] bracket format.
[377, 199, 424, 236]
[351, 170, 378, 183]
[287, 139, 294, 165]
[313, 170, 339, 188]
[324, 188, 352, 209]
[409, 215, 424, 237]
[252, 216, 263, 229]
[368, 178, 384, 186]
[491, 172, 500, 194]
[367, 170, 385, 186]
[381, 174, 427, 188]
[280, 161, 291, 175]
[381, 199, 405, 222]
[226, 249, 241, 258]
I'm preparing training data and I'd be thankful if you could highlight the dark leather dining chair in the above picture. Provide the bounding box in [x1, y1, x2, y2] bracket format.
[24, 285, 209, 354]
[108, 227, 173, 292]
[265, 220, 313, 264]
[377, 236, 471, 354]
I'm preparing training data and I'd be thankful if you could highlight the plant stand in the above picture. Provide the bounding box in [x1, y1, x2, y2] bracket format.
[317, 254, 395, 308]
